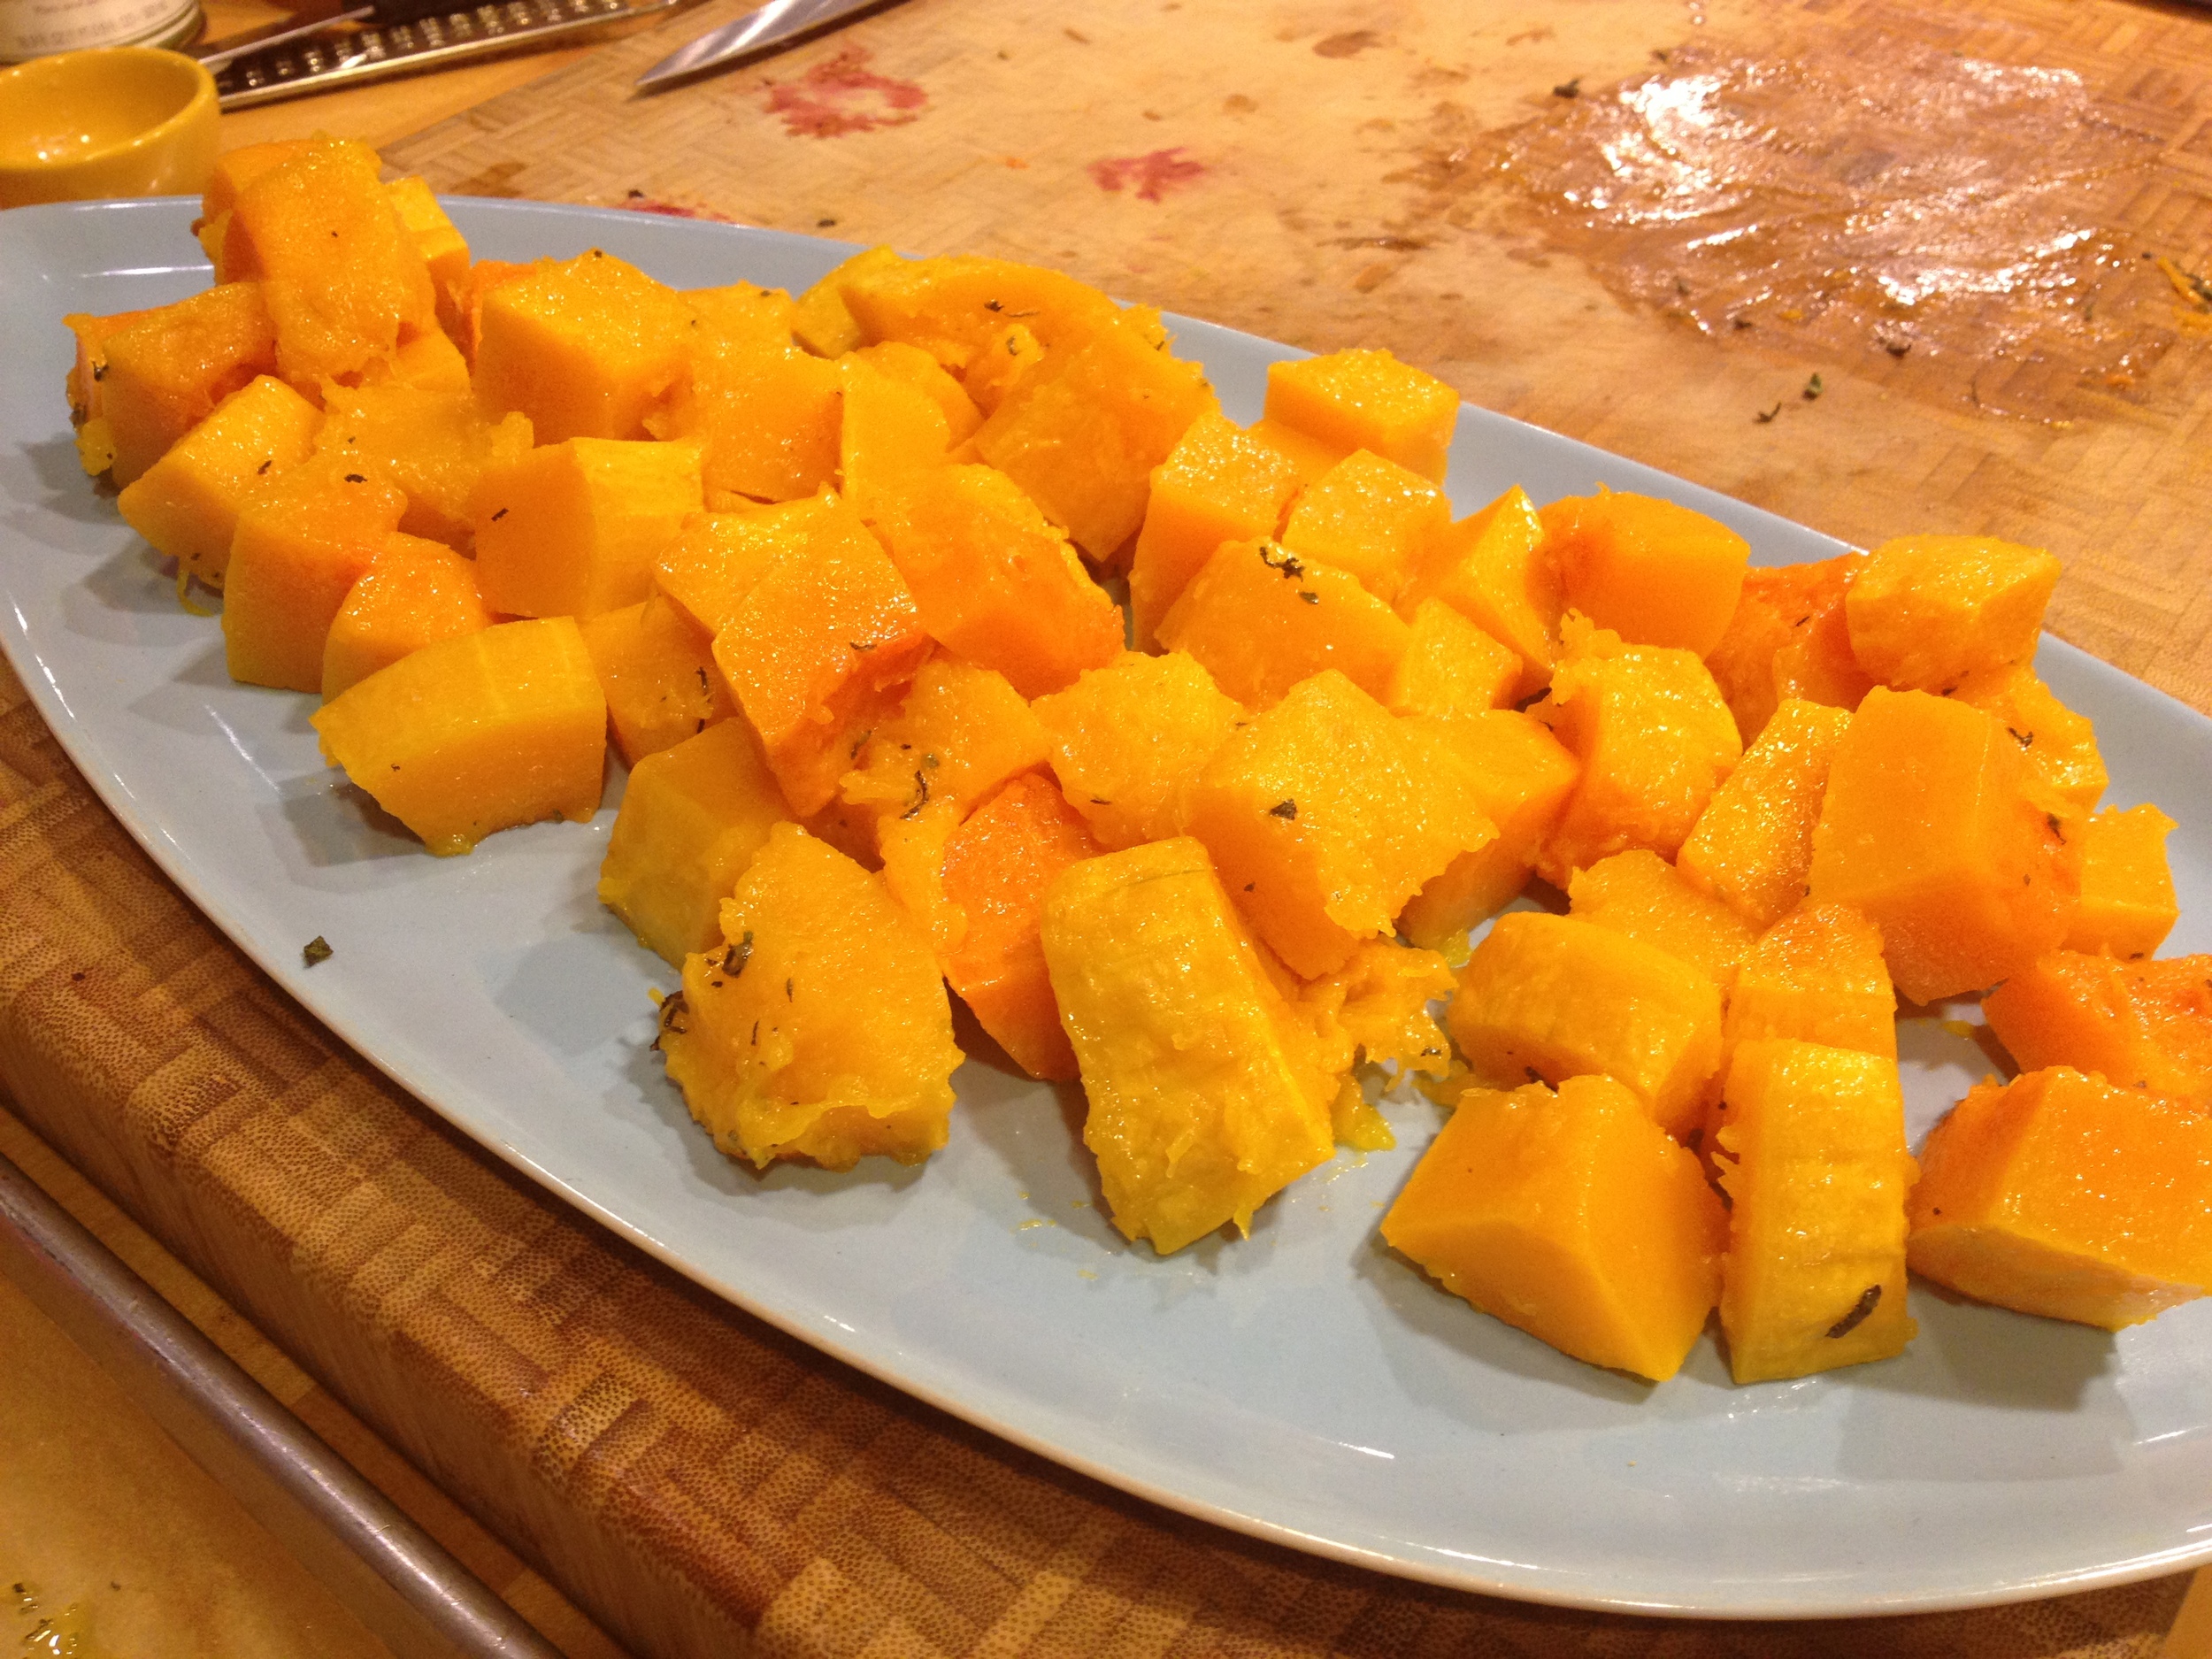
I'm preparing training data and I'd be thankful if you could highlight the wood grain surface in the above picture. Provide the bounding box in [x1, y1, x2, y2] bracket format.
[8, 0, 2212, 1655]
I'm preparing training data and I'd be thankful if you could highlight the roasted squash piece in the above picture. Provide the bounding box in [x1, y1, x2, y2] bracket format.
[1263, 347, 1459, 484]
[1908, 1067, 2212, 1329]
[1187, 671, 1494, 978]
[1542, 490, 1749, 658]
[94, 283, 280, 488]
[1157, 538, 1411, 709]
[1395, 484, 1558, 700]
[322, 532, 491, 701]
[1567, 849, 1758, 988]
[839, 657, 1048, 832]
[2063, 803, 2178, 958]
[1040, 838, 1336, 1255]
[1846, 534, 2061, 693]
[474, 437, 704, 620]
[1448, 911, 1724, 1140]
[650, 331, 842, 503]
[473, 248, 690, 442]
[224, 455, 408, 692]
[652, 499, 826, 638]
[1724, 902, 1897, 1063]
[1279, 449, 1448, 606]
[1948, 664, 2106, 815]
[579, 594, 735, 766]
[311, 618, 607, 855]
[1703, 553, 1870, 746]
[1033, 650, 1245, 851]
[315, 381, 533, 552]
[1385, 600, 1520, 721]
[1712, 1040, 1917, 1382]
[1676, 697, 1852, 930]
[117, 373, 320, 588]
[940, 772, 1102, 1080]
[1808, 686, 2076, 1003]
[1382, 1074, 1724, 1382]
[660, 823, 963, 1170]
[1128, 410, 1304, 645]
[1983, 951, 2212, 1111]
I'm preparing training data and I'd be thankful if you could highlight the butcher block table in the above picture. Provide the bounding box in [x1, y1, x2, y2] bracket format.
[11, 0, 2212, 1654]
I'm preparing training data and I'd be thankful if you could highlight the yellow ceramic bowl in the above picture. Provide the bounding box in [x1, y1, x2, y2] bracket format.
[0, 47, 219, 210]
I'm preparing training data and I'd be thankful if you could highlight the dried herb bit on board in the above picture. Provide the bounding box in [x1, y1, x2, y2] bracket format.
[1552, 76, 1581, 98]
[1802, 373, 1824, 401]
[302, 935, 333, 966]
[1755, 403, 1782, 424]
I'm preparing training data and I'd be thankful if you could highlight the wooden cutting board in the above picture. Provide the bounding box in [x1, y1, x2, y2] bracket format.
[388, 0, 2212, 716]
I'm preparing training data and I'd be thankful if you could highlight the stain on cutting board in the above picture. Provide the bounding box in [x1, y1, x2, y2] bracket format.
[764, 44, 926, 138]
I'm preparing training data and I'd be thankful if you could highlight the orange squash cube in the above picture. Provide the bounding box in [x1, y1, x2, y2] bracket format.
[1712, 1040, 1917, 1382]
[1395, 485, 1558, 700]
[652, 499, 826, 637]
[1948, 664, 2107, 814]
[972, 307, 1216, 558]
[660, 823, 963, 1170]
[1724, 903, 1898, 1063]
[835, 251, 1120, 370]
[839, 657, 1048, 830]
[1381, 1074, 1724, 1382]
[1567, 849, 1758, 987]
[474, 438, 704, 620]
[1448, 911, 1724, 1140]
[230, 139, 438, 392]
[1032, 650, 1245, 851]
[1279, 449, 1448, 605]
[1907, 1067, 2212, 1329]
[862, 465, 1124, 697]
[1542, 491, 1749, 658]
[940, 772, 1103, 1080]
[93, 283, 280, 488]
[1040, 838, 1337, 1254]
[382, 177, 469, 318]
[1263, 347, 1459, 484]
[2063, 803, 2179, 958]
[198, 139, 313, 225]
[1126, 410, 1304, 645]
[1396, 711, 1581, 956]
[1535, 616, 1742, 887]
[1385, 600, 1520, 720]
[117, 373, 321, 588]
[1983, 952, 2212, 1111]
[316, 382, 533, 552]
[1187, 672, 1495, 978]
[958, 321, 1048, 417]
[311, 618, 607, 855]
[1808, 687, 2076, 1003]
[1157, 538, 1412, 709]
[598, 718, 792, 965]
[681, 281, 796, 349]
[837, 352, 951, 503]
[1705, 553, 1870, 745]
[649, 334, 841, 505]
[1846, 534, 2062, 693]
[224, 457, 408, 692]
[1676, 697, 1853, 929]
[579, 594, 736, 766]
[472, 249, 689, 442]
[1245, 416, 1348, 487]
[793, 246, 906, 357]
[387, 329, 472, 397]
[321, 533, 491, 701]
[710, 502, 933, 816]
[850, 341, 982, 442]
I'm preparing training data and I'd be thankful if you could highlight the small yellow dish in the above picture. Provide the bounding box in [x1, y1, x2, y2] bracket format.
[0, 47, 219, 210]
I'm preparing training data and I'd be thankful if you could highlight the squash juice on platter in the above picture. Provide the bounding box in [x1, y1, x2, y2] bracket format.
[60, 135, 2212, 1387]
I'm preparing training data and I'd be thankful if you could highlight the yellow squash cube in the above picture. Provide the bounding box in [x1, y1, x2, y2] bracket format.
[839, 657, 1048, 832]
[1566, 849, 1758, 988]
[1845, 534, 2061, 693]
[1983, 952, 2212, 1111]
[1263, 347, 1459, 484]
[473, 249, 690, 442]
[1724, 903, 1898, 1063]
[2063, 803, 2178, 958]
[311, 618, 607, 856]
[651, 332, 843, 503]
[599, 718, 794, 965]
[1040, 838, 1336, 1255]
[116, 373, 320, 588]
[660, 823, 963, 1170]
[1187, 672, 1494, 978]
[1908, 1068, 2212, 1329]
[1385, 599, 1520, 721]
[1543, 490, 1749, 658]
[1157, 538, 1412, 710]
[578, 593, 735, 767]
[224, 456, 408, 692]
[316, 381, 533, 551]
[1033, 650, 1245, 851]
[1448, 911, 1724, 1139]
[474, 438, 704, 619]
[1713, 1040, 1917, 1383]
[1948, 664, 2107, 814]
[1676, 697, 1852, 929]
[1127, 410, 1304, 645]
[1279, 449, 1448, 605]
[1395, 484, 1558, 699]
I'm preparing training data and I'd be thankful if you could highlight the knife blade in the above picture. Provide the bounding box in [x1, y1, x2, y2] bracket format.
[634, 0, 892, 92]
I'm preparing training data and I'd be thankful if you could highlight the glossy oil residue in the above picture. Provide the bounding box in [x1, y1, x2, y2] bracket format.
[8, 1583, 114, 1659]
[1486, 34, 2173, 410]
[764, 45, 926, 139]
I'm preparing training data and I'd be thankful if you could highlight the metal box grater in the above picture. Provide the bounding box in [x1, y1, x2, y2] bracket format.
[212, 0, 684, 108]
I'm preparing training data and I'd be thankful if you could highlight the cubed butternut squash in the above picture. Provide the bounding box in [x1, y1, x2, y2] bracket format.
[1032, 650, 1245, 851]
[1907, 1068, 2212, 1329]
[659, 822, 963, 1169]
[1703, 554, 1871, 745]
[1713, 1040, 1917, 1382]
[1676, 697, 1853, 930]
[224, 456, 408, 692]
[311, 618, 607, 855]
[2063, 803, 2179, 959]
[1040, 838, 1336, 1254]
[1157, 538, 1411, 709]
[1846, 534, 2062, 693]
[1394, 484, 1558, 700]
[1127, 411, 1304, 645]
[1278, 449, 1448, 606]
[1983, 951, 2212, 1111]
[1381, 1074, 1724, 1382]
[1542, 490, 1749, 658]
[1567, 849, 1758, 988]
[839, 657, 1049, 830]
[473, 438, 704, 620]
[1263, 347, 1459, 484]
[93, 283, 280, 487]
[1724, 903, 1898, 1063]
[1385, 600, 1521, 721]
[117, 373, 320, 588]
[472, 249, 690, 442]
[321, 532, 491, 701]
[578, 594, 736, 766]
